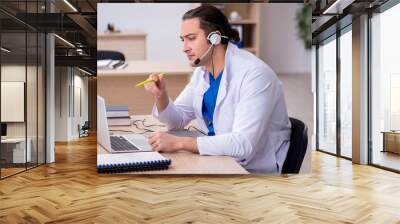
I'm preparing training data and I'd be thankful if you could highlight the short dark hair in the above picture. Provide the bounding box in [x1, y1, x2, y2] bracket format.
[182, 4, 240, 45]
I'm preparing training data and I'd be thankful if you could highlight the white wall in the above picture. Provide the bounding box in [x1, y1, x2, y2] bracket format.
[54, 67, 89, 141]
[55, 67, 70, 141]
[98, 3, 198, 62]
[75, 75, 89, 124]
[260, 3, 311, 74]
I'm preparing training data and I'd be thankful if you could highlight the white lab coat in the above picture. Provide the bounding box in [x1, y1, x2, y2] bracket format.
[152, 42, 291, 173]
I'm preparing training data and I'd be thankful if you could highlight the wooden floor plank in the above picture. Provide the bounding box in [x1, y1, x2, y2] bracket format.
[0, 135, 400, 223]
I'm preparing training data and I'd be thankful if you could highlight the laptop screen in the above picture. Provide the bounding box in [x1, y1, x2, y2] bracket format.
[97, 96, 112, 151]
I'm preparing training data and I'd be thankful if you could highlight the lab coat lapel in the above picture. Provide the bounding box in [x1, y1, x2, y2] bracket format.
[199, 69, 209, 95]
[194, 69, 209, 129]
[215, 72, 227, 109]
[213, 66, 227, 134]
[215, 43, 233, 111]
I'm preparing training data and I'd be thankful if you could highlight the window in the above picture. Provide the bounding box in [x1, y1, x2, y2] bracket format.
[317, 35, 337, 154]
[0, 1, 46, 179]
[339, 28, 352, 158]
[316, 24, 353, 159]
[370, 2, 400, 171]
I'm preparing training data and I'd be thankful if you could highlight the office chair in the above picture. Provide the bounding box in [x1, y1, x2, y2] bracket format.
[281, 117, 308, 174]
[97, 50, 125, 61]
[79, 121, 90, 138]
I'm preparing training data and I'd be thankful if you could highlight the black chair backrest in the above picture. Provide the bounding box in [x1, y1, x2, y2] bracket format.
[281, 117, 308, 174]
[97, 50, 125, 61]
[82, 121, 90, 130]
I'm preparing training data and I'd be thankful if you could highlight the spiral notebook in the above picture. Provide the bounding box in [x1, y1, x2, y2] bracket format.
[97, 152, 171, 173]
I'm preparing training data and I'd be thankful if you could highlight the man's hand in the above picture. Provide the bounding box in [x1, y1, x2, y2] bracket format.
[148, 132, 180, 152]
[144, 73, 167, 99]
[143, 73, 169, 112]
[147, 131, 198, 153]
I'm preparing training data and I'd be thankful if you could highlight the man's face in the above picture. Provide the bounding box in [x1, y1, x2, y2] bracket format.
[180, 18, 209, 66]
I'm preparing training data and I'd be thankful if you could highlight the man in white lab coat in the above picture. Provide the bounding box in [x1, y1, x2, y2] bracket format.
[144, 4, 291, 173]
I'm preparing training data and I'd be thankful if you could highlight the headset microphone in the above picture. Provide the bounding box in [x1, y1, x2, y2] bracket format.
[191, 31, 228, 67]
[193, 44, 213, 66]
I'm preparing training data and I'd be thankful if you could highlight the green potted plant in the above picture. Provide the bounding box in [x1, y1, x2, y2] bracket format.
[296, 1, 313, 50]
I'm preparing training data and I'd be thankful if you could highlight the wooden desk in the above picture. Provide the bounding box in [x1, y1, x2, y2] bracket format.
[97, 115, 249, 174]
[97, 60, 193, 114]
[1, 138, 31, 163]
[98, 30, 147, 60]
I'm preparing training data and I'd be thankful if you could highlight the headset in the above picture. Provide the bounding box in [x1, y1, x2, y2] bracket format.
[193, 31, 229, 66]
[207, 31, 229, 45]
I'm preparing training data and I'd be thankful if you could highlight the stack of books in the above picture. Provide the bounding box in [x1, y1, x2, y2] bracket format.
[106, 105, 131, 126]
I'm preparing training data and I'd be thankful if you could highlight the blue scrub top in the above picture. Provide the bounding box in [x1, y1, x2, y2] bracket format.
[202, 70, 223, 136]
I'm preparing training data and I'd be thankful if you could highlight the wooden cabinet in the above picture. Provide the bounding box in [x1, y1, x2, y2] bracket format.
[97, 30, 147, 60]
[382, 131, 400, 154]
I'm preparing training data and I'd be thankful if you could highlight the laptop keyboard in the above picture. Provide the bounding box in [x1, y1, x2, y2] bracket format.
[110, 136, 139, 151]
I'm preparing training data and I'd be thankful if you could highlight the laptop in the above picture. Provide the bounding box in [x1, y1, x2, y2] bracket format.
[97, 96, 153, 153]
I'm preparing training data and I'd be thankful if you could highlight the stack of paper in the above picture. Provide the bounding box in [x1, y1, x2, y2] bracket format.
[97, 151, 171, 173]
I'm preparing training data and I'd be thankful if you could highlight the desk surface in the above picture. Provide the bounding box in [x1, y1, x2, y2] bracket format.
[97, 115, 249, 174]
[1, 138, 26, 143]
[381, 131, 400, 134]
[97, 60, 194, 76]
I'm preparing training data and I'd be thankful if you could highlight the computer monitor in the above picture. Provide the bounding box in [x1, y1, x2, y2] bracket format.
[1, 123, 7, 137]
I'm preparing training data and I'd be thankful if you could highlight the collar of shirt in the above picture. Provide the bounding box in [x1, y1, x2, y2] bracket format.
[209, 70, 223, 82]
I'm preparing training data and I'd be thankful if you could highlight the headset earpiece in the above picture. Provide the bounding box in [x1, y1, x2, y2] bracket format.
[207, 31, 229, 46]
[207, 31, 221, 45]
[193, 31, 229, 66]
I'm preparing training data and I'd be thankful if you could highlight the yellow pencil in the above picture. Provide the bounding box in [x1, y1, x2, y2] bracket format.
[135, 73, 165, 87]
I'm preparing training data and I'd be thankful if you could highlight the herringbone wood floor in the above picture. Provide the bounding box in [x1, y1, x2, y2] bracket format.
[1, 135, 400, 223]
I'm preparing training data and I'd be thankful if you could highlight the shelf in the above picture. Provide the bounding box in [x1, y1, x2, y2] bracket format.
[229, 19, 257, 25]
[203, 3, 260, 57]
